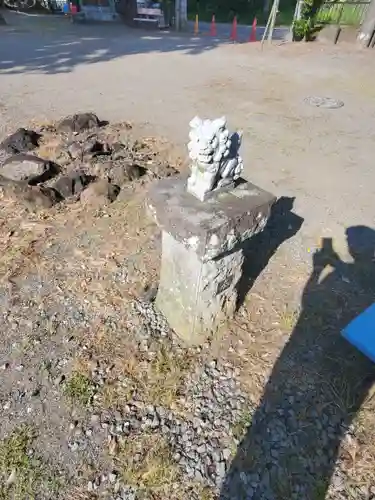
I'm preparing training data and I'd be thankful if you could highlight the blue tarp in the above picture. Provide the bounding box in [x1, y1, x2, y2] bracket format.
[342, 303, 375, 362]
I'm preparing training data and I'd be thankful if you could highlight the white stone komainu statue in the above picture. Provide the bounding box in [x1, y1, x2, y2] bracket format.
[187, 116, 244, 202]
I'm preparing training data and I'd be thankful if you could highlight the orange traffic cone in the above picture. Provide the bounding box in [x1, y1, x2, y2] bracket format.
[230, 15, 238, 42]
[210, 14, 217, 36]
[249, 16, 257, 42]
[194, 14, 199, 35]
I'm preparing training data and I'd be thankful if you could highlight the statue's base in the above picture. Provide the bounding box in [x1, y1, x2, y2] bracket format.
[147, 176, 276, 344]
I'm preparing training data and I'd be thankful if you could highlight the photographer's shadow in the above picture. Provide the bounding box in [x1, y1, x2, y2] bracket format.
[221, 225, 375, 500]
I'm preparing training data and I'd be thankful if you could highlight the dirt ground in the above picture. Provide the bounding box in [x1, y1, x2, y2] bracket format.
[0, 11, 375, 500]
[1, 11, 375, 254]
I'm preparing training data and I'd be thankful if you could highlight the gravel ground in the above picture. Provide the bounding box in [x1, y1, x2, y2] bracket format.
[0, 14, 375, 500]
[0, 190, 374, 500]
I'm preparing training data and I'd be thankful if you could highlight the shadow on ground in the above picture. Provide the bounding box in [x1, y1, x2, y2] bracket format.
[237, 196, 304, 310]
[222, 225, 375, 499]
[0, 10, 289, 75]
[0, 10, 228, 75]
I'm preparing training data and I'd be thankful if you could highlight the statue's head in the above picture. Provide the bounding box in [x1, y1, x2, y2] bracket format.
[188, 116, 227, 163]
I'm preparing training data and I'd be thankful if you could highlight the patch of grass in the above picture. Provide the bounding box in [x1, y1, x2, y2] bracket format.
[272, 475, 293, 500]
[325, 375, 357, 413]
[313, 479, 329, 500]
[97, 350, 139, 409]
[116, 432, 216, 497]
[278, 307, 299, 331]
[116, 433, 178, 493]
[232, 408, 253, 441]
[0, 426, 38, 499]
[200, 486, 216, 500]
[108, 344, 194, 410]
[100, 383, 129, 409]
[64, 371, 96, 406]
[144, 345, 193, 408]
[318, 363, 366, 414]
[0, 425, 60, 500]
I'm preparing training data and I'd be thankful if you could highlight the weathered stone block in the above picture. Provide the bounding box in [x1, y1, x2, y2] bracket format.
[155, 231, 244, 343]
[148, 177, 275, 263]
[147, 177, 276, 344]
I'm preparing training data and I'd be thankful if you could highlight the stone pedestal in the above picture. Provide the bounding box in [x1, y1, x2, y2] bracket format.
[147, 177, 276, 344]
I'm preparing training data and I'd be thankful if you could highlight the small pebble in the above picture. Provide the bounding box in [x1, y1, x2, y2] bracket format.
[69, 421, 78, 431]
[109, 472, 118, 484]
[54, 374, 66, 386]
[6, 469, 16, 486]
[91, 414, 100, 425]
